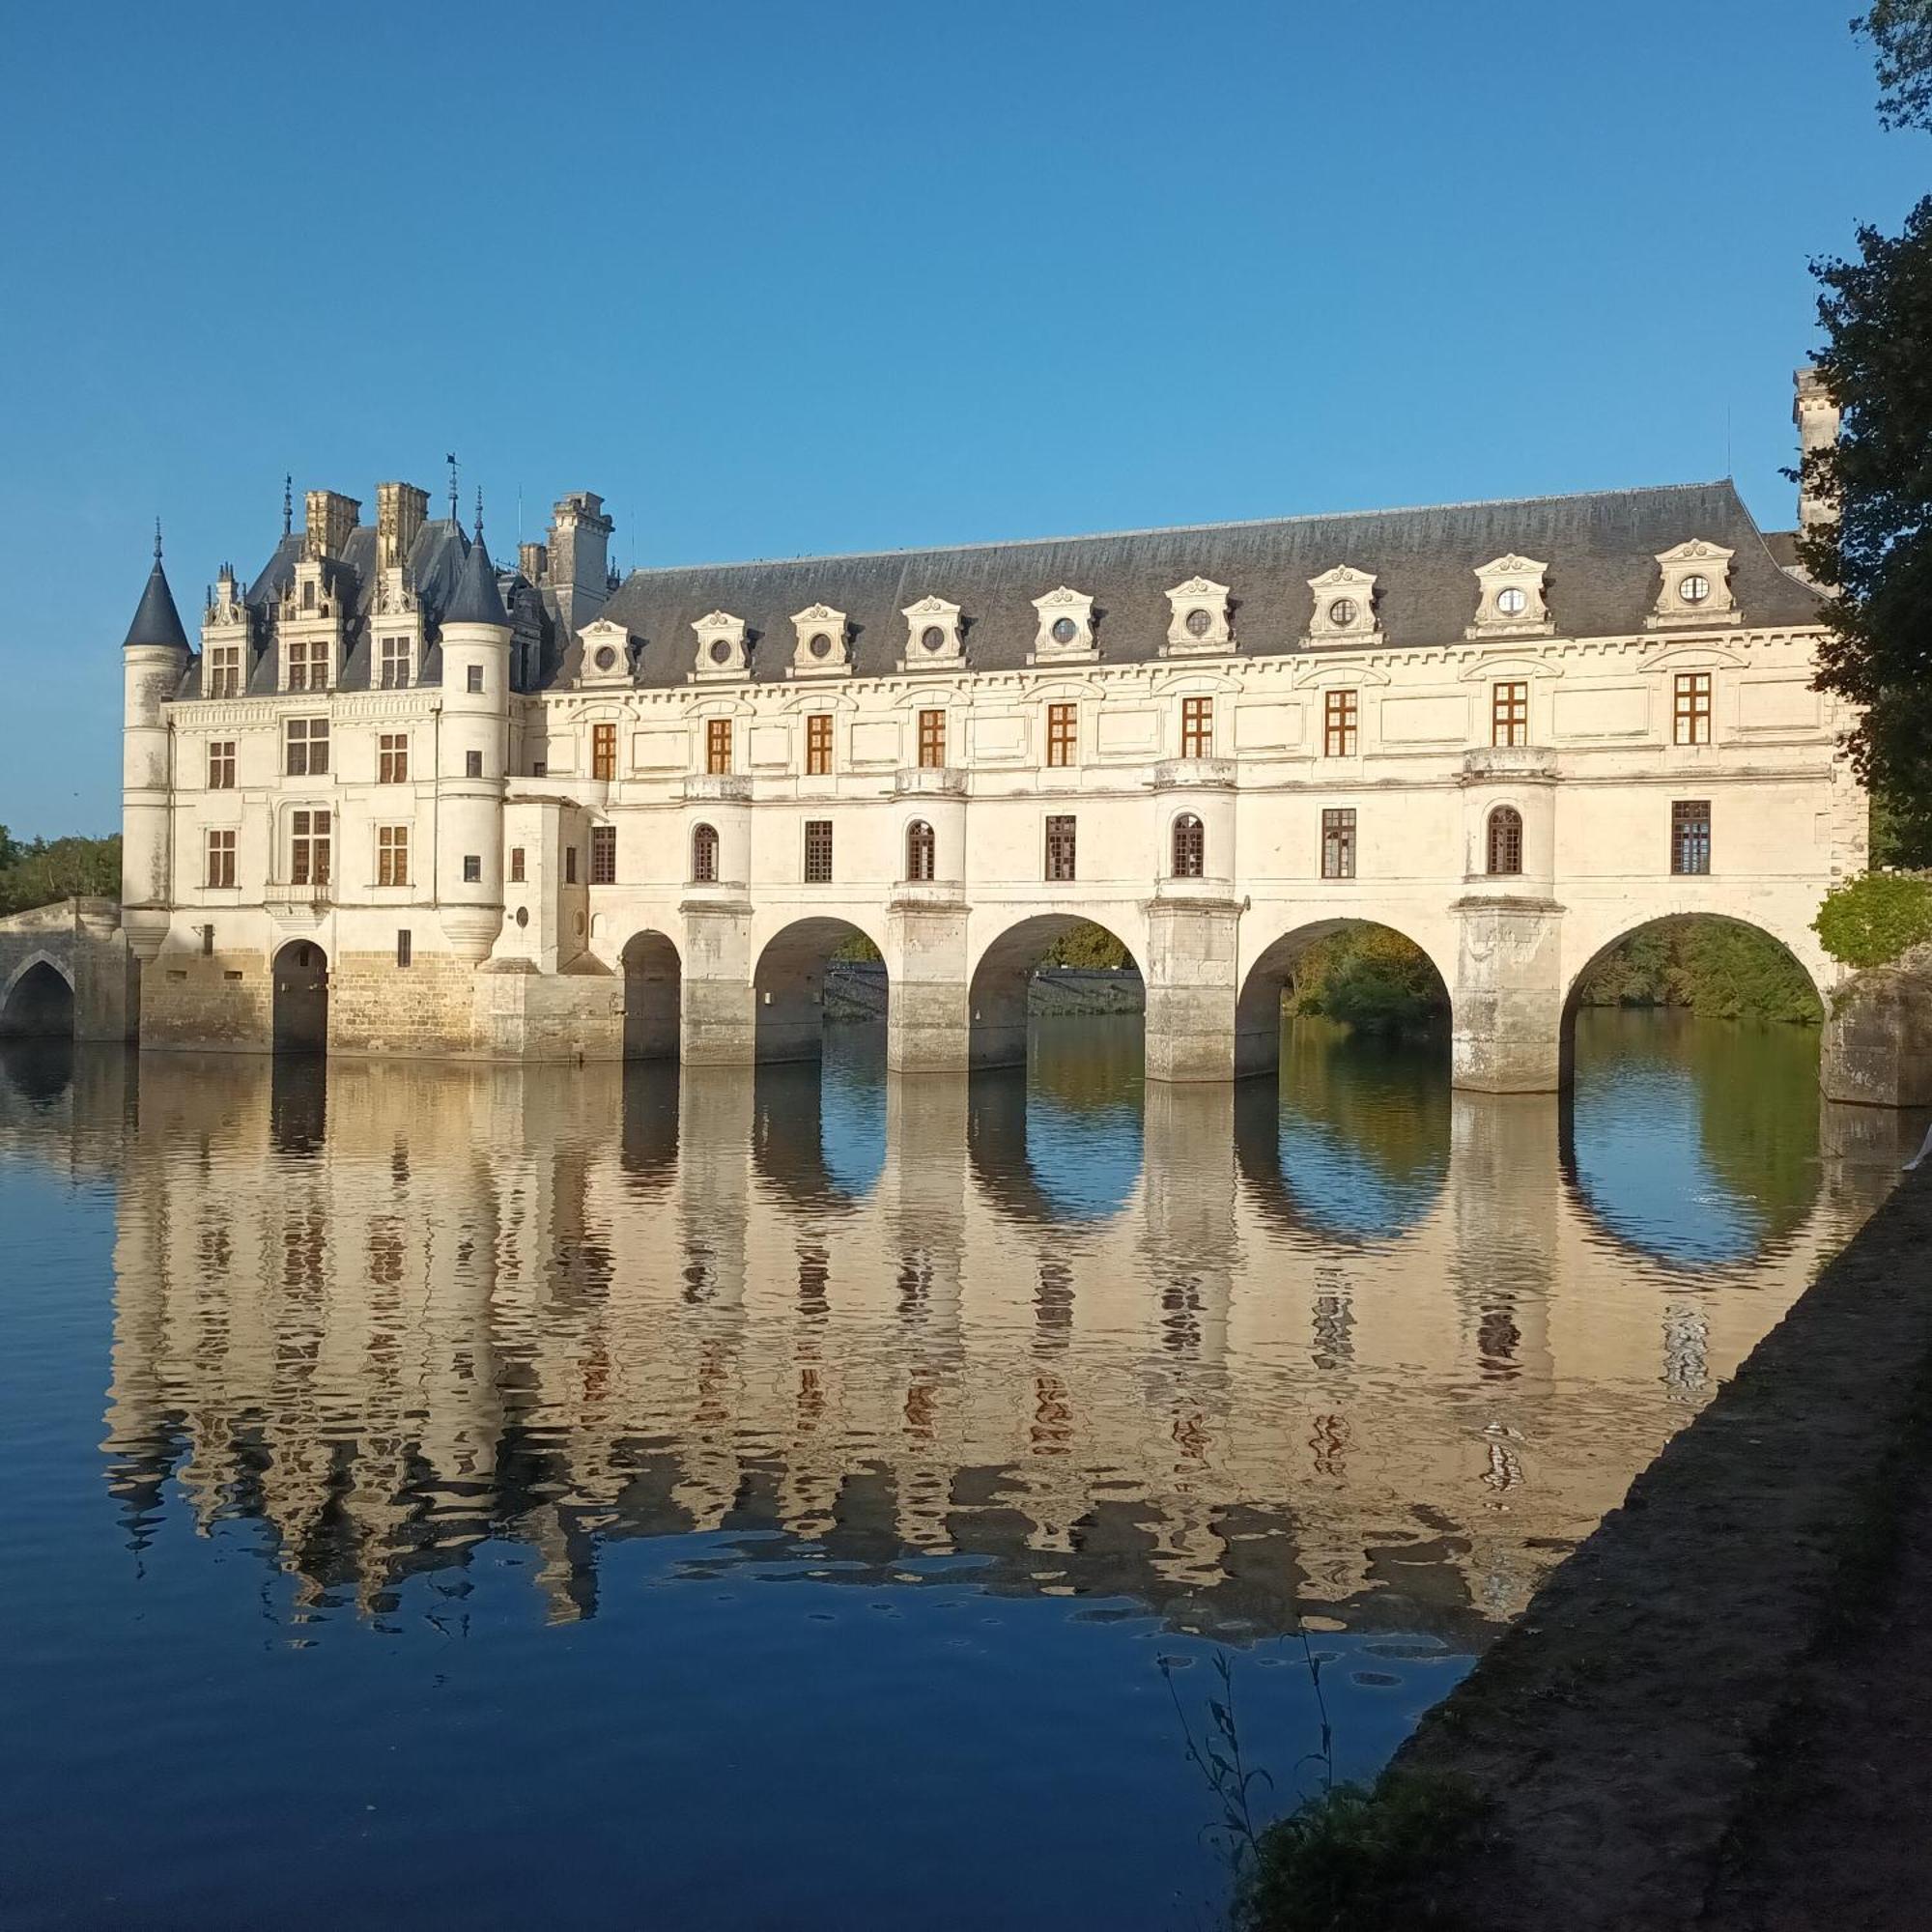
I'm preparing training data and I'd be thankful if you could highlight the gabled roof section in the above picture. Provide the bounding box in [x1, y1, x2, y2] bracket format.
[593, 480, 1824, 689]
[123, 554, 190, 651]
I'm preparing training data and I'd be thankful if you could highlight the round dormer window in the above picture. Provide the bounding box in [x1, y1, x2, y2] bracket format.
[593, 644, 617, 671]
[808, 632, 833, 659]
[1496, 587, 1528, 616]
[1051, 617, 1079, 644]
[1184, 608, 1214, 638]
[1328, 597, 1357, 628]
[921, 625, 947, 652]
[708, 638, 732, 665]
[1680, 574, 1711, 606]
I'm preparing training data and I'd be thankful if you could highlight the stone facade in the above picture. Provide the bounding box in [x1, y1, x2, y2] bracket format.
[117, 376, 1867, 1091]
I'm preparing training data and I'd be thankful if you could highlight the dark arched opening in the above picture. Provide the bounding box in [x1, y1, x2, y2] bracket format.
[753, 917, 887, 1065]
[967, 916, 1144, 1073]
[0, 961, 75, 1039]
[1235, 921, 1452, 1081]
[271, 941, 328, 1054]
[621, 929, 682, 1060]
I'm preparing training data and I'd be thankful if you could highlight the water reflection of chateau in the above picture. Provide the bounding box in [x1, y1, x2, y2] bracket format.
[1, 1043, 1902, 1638]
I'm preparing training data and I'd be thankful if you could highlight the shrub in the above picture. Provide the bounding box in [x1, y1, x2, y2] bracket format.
[1289, 928, 1448, 1037]
[1813, 870, 1932, 968]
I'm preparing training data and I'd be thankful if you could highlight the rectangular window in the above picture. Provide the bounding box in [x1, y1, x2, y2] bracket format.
[396, 929, 412, 969]
[1180, 696, 1213, 758]
[804, 819, 834, 884]
[1323, 690, 1359, 758]
[592, 723, 617, 781]
[290, 809, 331, 888]
[377, 825, 410, 888]
[287, 636, 329, 693]
[531, 761, 547, 779]
[1674, 671, 1713, 746]
[706, 718, 732, 775]
[806, 713, 833, 776]
[206, 645, 242, 699]
[378, 732, 409, 783]
[379, 637, 412, 690]
[509, 846, 526, 884]
[1671, 800, 1712, 875]
[462, 854, 482, 884]
[918, 708, 947, 769]
[466, 665, 484, 695]
[1046, 703, 1077, 768]
[285, 717, 328, 777]
[565, 846, 578, 885]
[1492, 681, 1529, 749]
[207, 740, 236, 789]
[201, 923, 214, 956]
[1321, 808, 1356, 880]
[1045, 814, 1077, 882]
[205, 829, 236, 890]
[465, 749, 483, 779]
[590, 824, 616, 884]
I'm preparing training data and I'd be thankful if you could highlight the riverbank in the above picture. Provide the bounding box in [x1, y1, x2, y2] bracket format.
[1281, 1130, 1932, 1929]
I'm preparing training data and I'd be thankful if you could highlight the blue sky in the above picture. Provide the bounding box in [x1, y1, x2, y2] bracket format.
[0, 0, 1920, 838]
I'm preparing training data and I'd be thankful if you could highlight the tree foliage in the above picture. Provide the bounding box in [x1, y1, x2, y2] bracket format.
[1813, 868, 1932, 967]
[1039, 921, 1131, 970]
[1801, 12, 1932, 857]
[1288, 927, 1449, 1037]
[1576, 920, 1823, 1023]
[0, 827, 121, 918]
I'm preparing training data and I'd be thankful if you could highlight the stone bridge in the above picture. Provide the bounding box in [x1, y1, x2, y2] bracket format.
[0, 899, 136, 1042]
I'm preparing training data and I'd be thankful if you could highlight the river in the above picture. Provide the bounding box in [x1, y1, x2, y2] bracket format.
[0, 1012, 1915, 1929]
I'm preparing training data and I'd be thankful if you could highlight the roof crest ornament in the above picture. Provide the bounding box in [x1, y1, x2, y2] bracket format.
[282, 474, 293, 538]
[446, 452, 459, 527]
[154, 518, 163, 564]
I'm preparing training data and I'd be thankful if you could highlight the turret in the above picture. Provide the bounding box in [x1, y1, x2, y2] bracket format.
[121, 525, 191, 962]
[437, 507, 510, 963]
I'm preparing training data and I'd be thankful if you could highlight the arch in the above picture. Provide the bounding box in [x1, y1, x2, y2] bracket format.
[690, 822, 720, 884]
[0, 956, 75, 1038]
[1171, 812, 1205, 879]
[271, 940, 329, 1054]
[966, 914, 1145, 1073]
[1486, 806, 1523, 876]
[1235, 919, 1454, 1080]
[621, 928, 681, 1061]
[905, 818, 935, 883]
[753, 916, 888, 1064]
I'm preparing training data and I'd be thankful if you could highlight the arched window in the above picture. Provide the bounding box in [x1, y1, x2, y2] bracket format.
[1487, 806, 1523, 876]
[691, 822, 719, 884]
[1172, 812, 1205, 879]
[905, 819, 935, 883]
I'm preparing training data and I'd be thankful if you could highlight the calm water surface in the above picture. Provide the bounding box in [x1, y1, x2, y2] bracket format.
[0, 1012, 1917, 1930]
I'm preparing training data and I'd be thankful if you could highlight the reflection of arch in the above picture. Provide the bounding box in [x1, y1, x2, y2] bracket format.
[753, 917, 888, 1064]
[620, 1059, 680, 1187]
[621, 929, 681, 1060]
[1235, 920, 1453, 1079]
[1486, 807, 1522, 876]
[271, 940, 328, 1054]
[751, 1060, 883, 1208]
[0, 1037, 75, 1106]
[0, 955, 75, 1038]
[1558, 913, 1825, 1086]
[691, 822, 719, 883]
[966, 1065, 1143, 1227]
[905, 819, 935, 882]
[967, 915, 1145, 1072]
[1171, 813, 1205, 879]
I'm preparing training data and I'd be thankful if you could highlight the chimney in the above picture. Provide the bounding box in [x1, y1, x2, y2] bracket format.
[520, 541, 550, 584]
[304, 489, 361, 561]
[377, 481, 430, 571]
[1794, 368, 1841, 531]
[548, 491, 613, 635]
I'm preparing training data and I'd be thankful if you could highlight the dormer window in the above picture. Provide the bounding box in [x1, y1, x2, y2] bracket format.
[579, 617, 632, 687]
[1468, 556, 1552, 638]
[1031, 586, 1097, 664]
[1304, 567, 1382, 647]
[1164, 577, 1232, 656]
[900, 594, 964, 669]
[206, 644, 242, 699]
[692, 611, 750, 682]
[1649, 541, 1739, 627]
[788, 604, 851, 678]
[379, 636, 412, 690]
[1496, 587, 1527, 616]
[301, 579, 315, 611]
[286, 636, 330, 694]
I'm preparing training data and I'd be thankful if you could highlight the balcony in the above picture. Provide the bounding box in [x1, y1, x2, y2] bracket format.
[894, 766, 967, 798]
[1462, 746, 1556, 782]
[888, 879, 968, 913]
[1151, 757, 1236, 791]
[682, 773, 753, 804]
[1148, 872, 1240, 907]
[679, 878, 752, 916]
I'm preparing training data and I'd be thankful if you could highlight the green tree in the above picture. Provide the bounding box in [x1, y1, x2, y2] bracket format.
[0, 833, 121, 917]
[1801, 10, 1932, 859]
[1288, 927, 1449, 1037]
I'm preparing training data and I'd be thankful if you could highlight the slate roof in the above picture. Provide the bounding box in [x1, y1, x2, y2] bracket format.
[597, 479, 1824, 689]
[443, 530, 509, 628]
[122, 556, 190, 651]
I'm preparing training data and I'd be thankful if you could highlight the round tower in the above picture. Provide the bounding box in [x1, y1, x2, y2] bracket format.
[121, 526, 191, 963]
[436, 514, 510, 964]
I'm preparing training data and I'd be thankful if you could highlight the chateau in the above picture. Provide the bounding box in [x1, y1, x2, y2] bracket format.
[108, 372, 1859, 1090]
